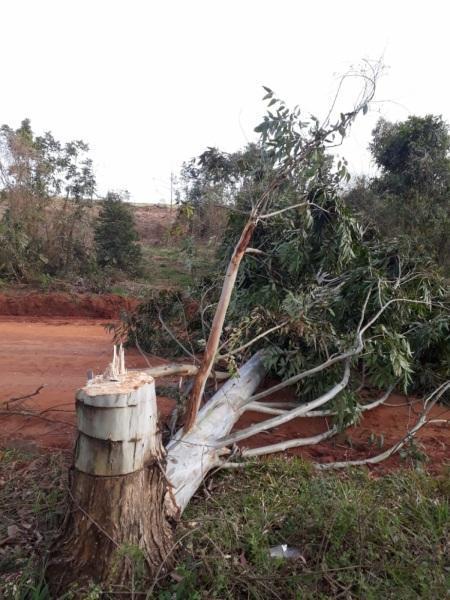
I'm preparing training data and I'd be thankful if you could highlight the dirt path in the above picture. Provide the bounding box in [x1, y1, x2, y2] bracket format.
[0, 291, 138, 318]
[0, 317, 448, 472]
[0, 317, 170, 450]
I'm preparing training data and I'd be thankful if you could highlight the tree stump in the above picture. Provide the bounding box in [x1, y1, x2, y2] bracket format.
[46, 349, 178, 596]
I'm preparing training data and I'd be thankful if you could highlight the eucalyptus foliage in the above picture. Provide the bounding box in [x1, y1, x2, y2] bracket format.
[122, 87, 449, 419]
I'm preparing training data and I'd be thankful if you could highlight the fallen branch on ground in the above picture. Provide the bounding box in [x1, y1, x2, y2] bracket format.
[315, 381, 450, 470]
[3, 385, 45, 409]
[138, 364, 229, 380]
[216, 360, 351, 446]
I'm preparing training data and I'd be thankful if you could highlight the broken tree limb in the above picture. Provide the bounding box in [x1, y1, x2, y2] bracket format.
[242, 427, 339, 457]
[246, 384, 396, 418]
[183, 217, 258, 431]
[315, 381, 450, 470]
[138, 363, 229, 381]
[166, 352, 266, 513]
[3, 384, 45, 409]
[240, 386, 395, 457]
[217, 360, 351, 446]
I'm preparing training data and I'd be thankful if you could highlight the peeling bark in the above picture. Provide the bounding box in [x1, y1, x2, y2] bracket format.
[168, 351, 266, 512]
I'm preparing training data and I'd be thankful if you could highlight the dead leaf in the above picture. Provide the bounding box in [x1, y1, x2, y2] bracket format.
[7, 525, 19, 539]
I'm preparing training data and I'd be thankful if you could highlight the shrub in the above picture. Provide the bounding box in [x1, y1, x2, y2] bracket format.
[95, 192, 142, 275]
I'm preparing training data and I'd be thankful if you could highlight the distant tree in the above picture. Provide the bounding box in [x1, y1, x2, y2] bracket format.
[370, 115, 450, 195]
[176, 144, 262, 240]
[0, 118, 96, 279]
[95, 192, 142, 275]
[347, 115, 450, 270]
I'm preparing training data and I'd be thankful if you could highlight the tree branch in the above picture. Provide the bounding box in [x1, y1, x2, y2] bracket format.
[246, 384, 395, 418]
[3, 385, 45, 409]
[183, 216, 258, 431]
[216, 360, 351, 446]
[158, 310, 198, 362]
[249, 296, 430, 403]
[315, 381, 450, 470]
[258, 201, 328, 220]
[217, 320, 289, 360]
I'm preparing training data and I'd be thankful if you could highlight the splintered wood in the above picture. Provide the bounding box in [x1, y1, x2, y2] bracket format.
[74, 345, 160, 476]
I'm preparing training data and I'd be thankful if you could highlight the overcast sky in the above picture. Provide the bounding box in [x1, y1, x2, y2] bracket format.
[1, 0, 449, 202]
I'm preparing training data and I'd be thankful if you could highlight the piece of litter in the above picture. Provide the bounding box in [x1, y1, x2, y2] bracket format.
[269, 544, 305, 561]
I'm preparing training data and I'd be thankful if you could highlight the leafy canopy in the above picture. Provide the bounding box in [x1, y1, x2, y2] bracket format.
[347, 114, 450, 271]
[121, 87, 449, 416]
[0, 119, 96, 280]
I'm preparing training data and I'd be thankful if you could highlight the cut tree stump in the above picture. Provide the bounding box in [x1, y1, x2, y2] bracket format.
[46, 348, 178, 596]
[46, 348, 267, 596]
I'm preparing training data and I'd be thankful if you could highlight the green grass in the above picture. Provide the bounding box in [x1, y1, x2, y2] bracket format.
[140, 243, 215, 290]
[1, 449, 448, 599]
[168, 459, 450, 599]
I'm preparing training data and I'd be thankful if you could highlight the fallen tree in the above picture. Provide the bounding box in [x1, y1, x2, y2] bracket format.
[47, 62, 449, 595]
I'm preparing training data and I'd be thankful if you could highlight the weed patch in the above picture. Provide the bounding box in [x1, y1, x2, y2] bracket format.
[169, 459, 449, 599]
[0, 448, 67, 599]
[1, 449, 448, 599]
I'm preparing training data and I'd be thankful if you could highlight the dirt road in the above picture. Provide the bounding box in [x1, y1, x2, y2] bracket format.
[0, 317, 166, 450]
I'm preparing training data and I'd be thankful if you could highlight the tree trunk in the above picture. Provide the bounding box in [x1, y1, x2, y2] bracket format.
[168, 352, 266, 512]
[46, 367, 178, 596]
[46, 350, 266, 595]
[183, 217, 257, 430]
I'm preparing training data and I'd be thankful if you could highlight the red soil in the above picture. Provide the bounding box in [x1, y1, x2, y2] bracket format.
[0, 291, 138, 319]
[0, 316, 448, 474]
[237, 389, 449, 475]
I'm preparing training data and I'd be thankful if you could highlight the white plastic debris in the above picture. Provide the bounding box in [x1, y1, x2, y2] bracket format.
[269, 544, 305, 561]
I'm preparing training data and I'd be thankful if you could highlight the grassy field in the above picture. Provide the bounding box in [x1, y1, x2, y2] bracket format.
[1, 448, 448, 599]
[140, 243, 215, 290]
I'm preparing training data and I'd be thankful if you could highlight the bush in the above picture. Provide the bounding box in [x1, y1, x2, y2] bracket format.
[95, 192, 143, 275]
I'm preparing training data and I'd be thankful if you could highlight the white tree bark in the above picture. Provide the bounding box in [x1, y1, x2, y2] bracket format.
[217, 361, 351, 446]
[166, 352, 266, 512]
[75, 369, 160, 476]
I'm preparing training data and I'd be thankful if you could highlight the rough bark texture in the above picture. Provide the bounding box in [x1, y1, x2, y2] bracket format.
[46, 459, 177, 596]
[46, 361, 179, 596]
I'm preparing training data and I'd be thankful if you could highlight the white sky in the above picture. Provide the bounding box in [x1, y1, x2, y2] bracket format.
[1, 0, 449, 202]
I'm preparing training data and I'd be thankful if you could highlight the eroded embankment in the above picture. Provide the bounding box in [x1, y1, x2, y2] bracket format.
[0, 291, 138, 319]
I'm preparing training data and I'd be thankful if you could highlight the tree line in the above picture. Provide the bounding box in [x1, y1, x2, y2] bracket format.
[0, 119, 142, 284]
